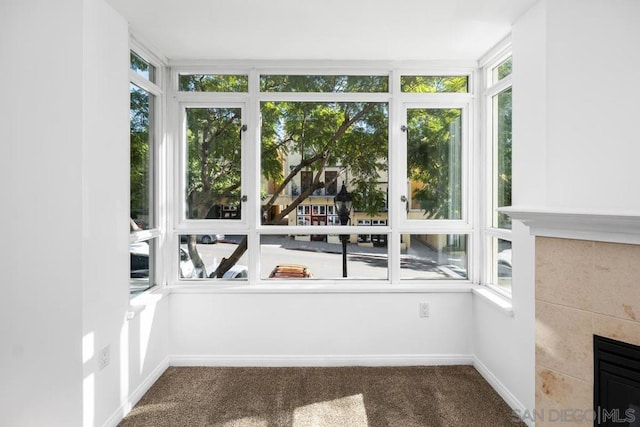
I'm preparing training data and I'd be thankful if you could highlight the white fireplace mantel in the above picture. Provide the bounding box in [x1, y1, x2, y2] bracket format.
[501, 207, 640, 245]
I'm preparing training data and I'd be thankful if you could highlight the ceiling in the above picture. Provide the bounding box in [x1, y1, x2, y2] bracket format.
[106, 0, 538, 62]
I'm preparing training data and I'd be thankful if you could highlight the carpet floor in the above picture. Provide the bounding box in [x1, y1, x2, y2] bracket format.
[119, 365, 525, 427]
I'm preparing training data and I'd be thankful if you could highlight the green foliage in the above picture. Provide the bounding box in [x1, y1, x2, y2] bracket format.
[496, 87, 512, 228]
[178, 75, 390, 276]
[177, 73, 391, 224]
[351, 181, 387, 217]
[260, 75, 388, 93]
[406, 108, 462, 219]
[261, 100, 388, 217]
[401, 76, 468, 93]
[130, 52, 148, 73]
[179, 74, 248, 92]
[185, 107, 243, 218]
[130, 52, 154, 81]
[130, 84, 150, 220]
[496, 57, 513, 81]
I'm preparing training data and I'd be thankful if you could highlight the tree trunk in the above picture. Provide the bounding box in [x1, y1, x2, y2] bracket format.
[187, 235, 207, 278]
[211, 235, 247, 278]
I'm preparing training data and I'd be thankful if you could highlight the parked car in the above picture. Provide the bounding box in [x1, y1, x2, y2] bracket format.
[497, 248, 512, 278]
[131, 218, 148, 231]
[130, 242, 196, 279]
[207, 264, 249, 279]
[268, 264, 313, 278]
[130, 242, 151, 278]
[179, 233, 225, 244]
[178, 246, 195, 278]
[132, 242, 247, 280]
[371, 234, 387, 247]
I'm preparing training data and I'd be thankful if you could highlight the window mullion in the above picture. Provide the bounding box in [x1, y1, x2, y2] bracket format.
[248, 68, 261, 282]
[388, 69, 403, 284]
[166, 66, 181, 285]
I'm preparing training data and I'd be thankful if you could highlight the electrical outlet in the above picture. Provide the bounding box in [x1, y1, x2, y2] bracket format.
[98, 345, 110, 370]
[419, 302, 429, 318]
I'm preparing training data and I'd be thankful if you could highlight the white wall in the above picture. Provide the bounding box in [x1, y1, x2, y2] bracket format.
[81, 1, 170, 426]
[0, 1, 85, 425]
[544, 0, 640, 211]
[473, 0, 640, 420]
[473, 223, 536, 415]
[471, 1, 545, 416]
[81, 2, 130, 423]
[170, 292, 473, 365]
[82, 1, 172, 426]
[0, 1, 170, 426]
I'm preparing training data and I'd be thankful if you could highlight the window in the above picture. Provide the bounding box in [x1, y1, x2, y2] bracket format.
[131, 51, 156, 82]
[184, 107, 243, 220]
[484, 53, 513, 294]
[170, 68, 474, 284]
[179, 74, 248, 92]
[260, 75, 389, 93]
[129, 49, 162, 295]
[401, 234, 468, 280]
[259, 234, 388, 280]
[178, 234, 248, 279]
[401, 75, 469, 93]
[404, 107, 464, 220]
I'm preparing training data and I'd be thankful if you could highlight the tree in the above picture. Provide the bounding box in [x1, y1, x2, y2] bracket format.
[402, 76, 467, 219]
[496, 87, 512, 228]
[406, 107, 463, 219]
[260, 100, 388, 221]
[130, 84, 150, 226]
[181, 75, 389, 277]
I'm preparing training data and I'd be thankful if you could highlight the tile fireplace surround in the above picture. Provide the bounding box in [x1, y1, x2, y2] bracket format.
[505, 208, 640, 426]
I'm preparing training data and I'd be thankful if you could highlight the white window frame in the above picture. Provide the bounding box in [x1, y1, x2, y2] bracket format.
[481, 41, 513, 297]
[129, 39, 166, 295]
[398, 101, 472, 229]
[174, 101, 249, 229]
[166, 62, 478, 289]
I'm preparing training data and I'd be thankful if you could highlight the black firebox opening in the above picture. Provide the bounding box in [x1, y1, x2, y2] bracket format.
[594, 335, 640, 426]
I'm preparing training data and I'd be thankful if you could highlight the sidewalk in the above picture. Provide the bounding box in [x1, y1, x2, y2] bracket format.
[261, 234, 387, 256]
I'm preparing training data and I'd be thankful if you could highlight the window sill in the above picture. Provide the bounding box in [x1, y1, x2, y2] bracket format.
[127, 285, 169, 320]
[168, 282, 475, 294]
[472, 286, 513, 316]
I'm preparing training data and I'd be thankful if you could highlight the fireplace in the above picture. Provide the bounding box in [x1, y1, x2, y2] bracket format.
[594, 335, 640, 426]
[503, 208, 640, 427]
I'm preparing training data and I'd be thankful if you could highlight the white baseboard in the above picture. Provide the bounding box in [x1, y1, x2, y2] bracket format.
[102, 357, 170, 427]
[170, 353, 475, 367]
[473, 356, 534, 427]
[103, 355, 530, 427]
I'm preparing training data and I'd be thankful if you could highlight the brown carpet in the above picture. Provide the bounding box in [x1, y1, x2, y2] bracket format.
[119, 365, 525, 427]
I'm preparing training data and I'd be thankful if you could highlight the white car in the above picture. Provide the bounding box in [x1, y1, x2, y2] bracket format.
[203, 263, 248, 279]
[221, 264, 248, 279]
[180, 234, 225, 244]
[132, 242, 247, 280]
[497, 248, 512, 277]
[131, 242, 197, 279]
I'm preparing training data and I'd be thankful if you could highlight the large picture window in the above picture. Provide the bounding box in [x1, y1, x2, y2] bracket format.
[170, 69, 474, 284]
